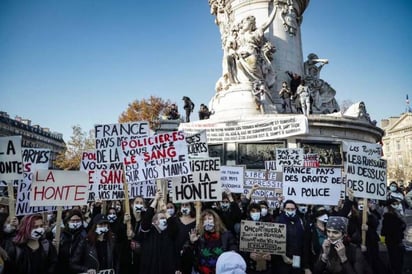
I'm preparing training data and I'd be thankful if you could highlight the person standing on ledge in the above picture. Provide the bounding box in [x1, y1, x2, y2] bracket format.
[182, 96, 195, 122]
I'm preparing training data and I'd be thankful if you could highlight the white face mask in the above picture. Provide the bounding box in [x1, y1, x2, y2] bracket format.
[261, 208, 268, 217]
[317, 214, 329, 223]
[330, 238, 343, 245]
[158, 219, 167, 231]
[68, 222, 82, 230]
[107, 214, 117, 223]
[31, 227, 45, 240]
[166, 208, 175, 216]
[95, 227, 109, 235]
[115, 205, 122, 212]
[3, 223, 16, 234]
[286, 210, 296, 218]
[298, 206, 308, 214]
[391, 203, 402, 211]
[47, 214, 54, 222]
[134, 204, 144, 212]
[221, 203, 230, 210]
[390, 186, 397, 192]
[203, 220, 215, 232]
[250, 212, 261, 221]
[181, 207, 190, 215]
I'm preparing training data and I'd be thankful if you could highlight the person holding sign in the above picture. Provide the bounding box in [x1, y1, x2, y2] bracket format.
[71, 214, 119, 274]
[188, 209, 237, 274]
[273, 200, 305, 274]
[314, 216, 366, 274]
[216, 190, 242, 240]
[6, 214, 58, 274]
[138, 190, 179, 274]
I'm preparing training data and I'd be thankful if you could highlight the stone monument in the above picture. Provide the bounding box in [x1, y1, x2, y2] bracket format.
[179, 0, 383, 170]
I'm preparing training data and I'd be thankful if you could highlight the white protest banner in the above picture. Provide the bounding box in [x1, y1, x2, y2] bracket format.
[220, 166, 244, 193]
[276, 148, 304, 171]
[0, 136, 23, 181]
[80, 150, 157, 200]
[16, 148, 53, 216]
[283, 166, 342, 205]
[265, 160, 277, 171]
[304, 153, 320, 167]
[343, 141, 386, 200]
[95, 122, 150, 164]
[186, 130, 208, 158]
[121, 131, 191, 181]
[171, 158, 221, 203]
[244, 170, 283, 208]
[179, 115, 308, 143]
[240, 220, 286, 255]
[30, 170, 89, 206]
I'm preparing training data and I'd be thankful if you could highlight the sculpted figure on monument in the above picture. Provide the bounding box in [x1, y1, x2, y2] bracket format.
[303, 53, 340, 114]
[281, 0, 299, 36]
[252, 80, 274, 114]
[297, 80, 311, 116]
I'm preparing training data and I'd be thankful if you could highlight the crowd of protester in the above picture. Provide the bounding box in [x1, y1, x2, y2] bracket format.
[0, 181, 410, 274]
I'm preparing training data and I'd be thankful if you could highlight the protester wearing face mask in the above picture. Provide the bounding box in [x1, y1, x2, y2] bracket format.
[138, 190, 179, 274]
[387, 182, 406, 214]
[240, 203, 272, 273]
[215, 190, 242, 239]
[274, 200, 305, 274]
[314, 216, 366, 274]
[381, 198, 407, 274]
[71, 214, 119, 274]
[166, 202, 177, 218]
[259, 200, 275, 222]
[167, 202, 196, 274]
[189, 209, 237, 274]
[6, 213, 57, 274]
[56, 209, 87, 274]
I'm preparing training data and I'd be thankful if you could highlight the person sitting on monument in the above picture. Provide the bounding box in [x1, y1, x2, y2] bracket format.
[182, 96, 195, 122]
[167, 103, 180, 120]
[198, 104, 211, 120]
[279, 81, 292, 113]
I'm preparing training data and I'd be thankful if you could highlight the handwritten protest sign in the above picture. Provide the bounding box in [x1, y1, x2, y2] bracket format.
[244, 170, 283, 208]
[282, 166, 342, 205]
[80, 150, 157, 201]
[240, 220, 286, 255]
[275, 148, 304, 171]
[343, 141, 386, 200]
[0, 136, 23, 181]
[186, 130, 208, 158]
[220, 166, 244, 193]
[304, 153, 320, 167]
[30, 170, 89, 206]
[171, 158, 221, 203]
[16, 148, 55, 216]
[122, 131, 191, 181]
[95, 122, 150, 164]
[265, 160, 277, 171]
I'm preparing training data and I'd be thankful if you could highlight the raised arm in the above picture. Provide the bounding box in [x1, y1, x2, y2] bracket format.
[260, 1, 278, 31]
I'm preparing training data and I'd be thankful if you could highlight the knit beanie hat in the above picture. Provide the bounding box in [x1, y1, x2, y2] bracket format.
[216, 251, 246, 274]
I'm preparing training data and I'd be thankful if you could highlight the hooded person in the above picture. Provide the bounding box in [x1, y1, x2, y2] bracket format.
[314, 216, 366, 274]
[216, 251, 246, 274]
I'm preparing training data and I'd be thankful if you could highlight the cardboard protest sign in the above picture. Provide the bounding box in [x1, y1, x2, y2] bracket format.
[275, 148, 303, 171]
[95, 122, 150, 164]
[343, 141, 386, 200]
[16, 148, 54, 216]
[186, 130, 208, 158]
[171, 158, 221, 203]
[80, 150, 157, 201]
[122, 131, 191, 181]
[240, 220, 286, 255]
[0, 136, 23, 181]
[283, 166, 342, 205]
[304, 153, 320, 167]
[220, 166, 244, 193]
[244, 170, 283, 208]
[30, 170, 89, 206]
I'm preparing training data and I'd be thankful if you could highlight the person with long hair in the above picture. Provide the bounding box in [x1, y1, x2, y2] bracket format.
[71, 214, 119, 274]
[189, 208, 237, 274]
[6, 213, 57, 274]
